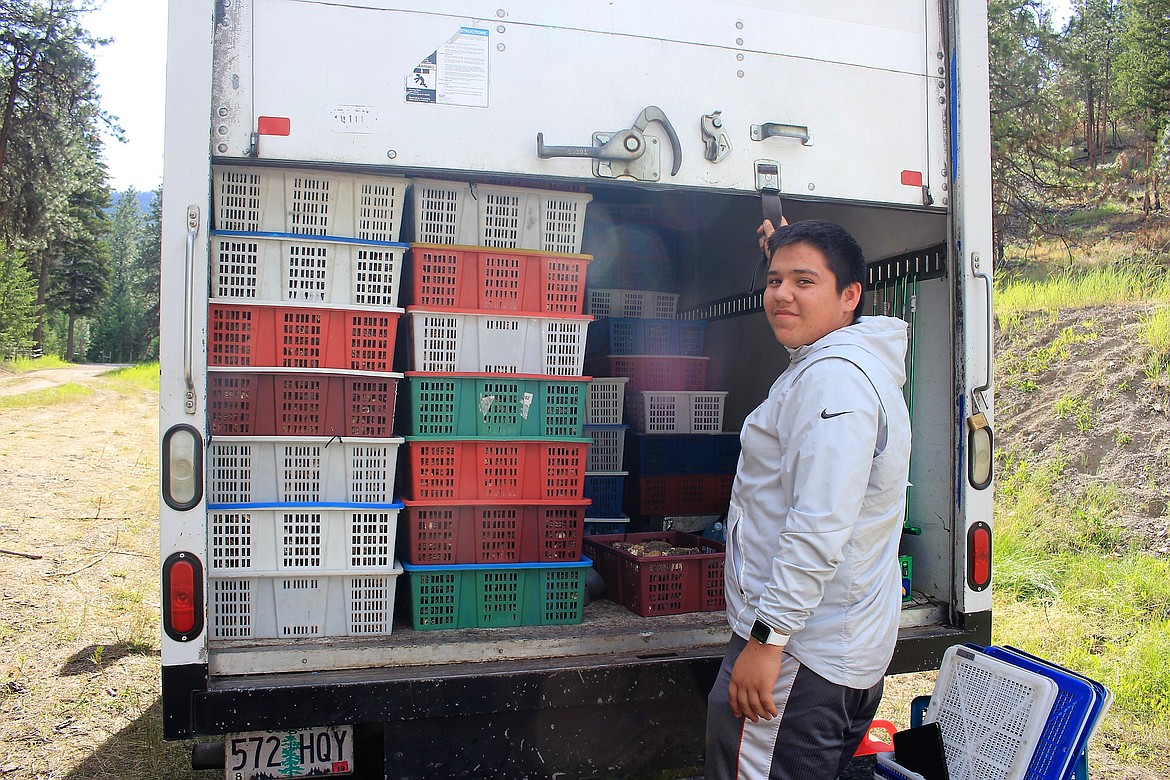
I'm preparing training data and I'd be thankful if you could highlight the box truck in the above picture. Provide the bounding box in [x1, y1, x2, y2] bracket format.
[159, 2, 996, 777]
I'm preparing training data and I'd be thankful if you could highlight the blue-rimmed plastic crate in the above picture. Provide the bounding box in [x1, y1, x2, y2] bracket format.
[586, 318, 707, 357]
[404, 373, 588, 437]
[585, 424, 628, 472]
[979, 645, 1107, 780]
[584, 472, 627, 517]
[401, 557, 591, 629]
[626, 433, 740, 475]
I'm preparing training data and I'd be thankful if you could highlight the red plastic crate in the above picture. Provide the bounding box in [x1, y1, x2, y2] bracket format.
[407, 244, 591, 314]
[208, 371, 400, 437]
[208, 303, 401, 371]
[627, 474, 733, 515]
[404, 439, 589, 501]
[582, 531, 725, 616]
[402, 500, 588, 564]
[585, 355, 709, 393]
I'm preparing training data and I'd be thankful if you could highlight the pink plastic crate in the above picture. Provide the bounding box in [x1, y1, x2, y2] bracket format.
[585, 355, 709, 392]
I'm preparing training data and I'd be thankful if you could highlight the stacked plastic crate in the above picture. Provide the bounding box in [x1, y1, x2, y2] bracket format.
[203, 166, 408, 640]
[398, 179, 596, 630]
[581, 375, 630, 535]
[584, 299, 737, 525]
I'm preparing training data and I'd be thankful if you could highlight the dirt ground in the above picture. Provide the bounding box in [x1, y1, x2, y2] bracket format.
[994, 302, 1170, 555]
[0, 331, 1168, 778]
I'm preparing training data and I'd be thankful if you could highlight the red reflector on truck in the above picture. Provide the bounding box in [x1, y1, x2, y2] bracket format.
[901, 170, 924, 187]
[162, 552, 204, 641]
[967, 521, 991, 592]
[257, 116, 291, 136]
[169, 561, 196, 633]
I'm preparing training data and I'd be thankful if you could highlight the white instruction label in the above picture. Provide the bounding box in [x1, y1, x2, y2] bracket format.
[406, 26, 489, 107]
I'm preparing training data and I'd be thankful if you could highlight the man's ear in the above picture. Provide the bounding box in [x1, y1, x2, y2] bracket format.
[842, 281, 862, 311]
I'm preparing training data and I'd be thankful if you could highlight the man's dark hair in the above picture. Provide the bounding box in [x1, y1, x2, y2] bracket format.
[766, 219, 867, 321]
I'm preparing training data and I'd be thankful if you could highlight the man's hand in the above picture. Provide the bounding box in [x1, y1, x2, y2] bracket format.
[757, 217, 789, 254]
[728, 640, 784, 722]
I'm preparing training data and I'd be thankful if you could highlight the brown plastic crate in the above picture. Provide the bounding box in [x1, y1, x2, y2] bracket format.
[582, 531, 724, 616]
[626, 474, 733, 516]
[208, 371, 399, 437]
[402, 501, 588, 564]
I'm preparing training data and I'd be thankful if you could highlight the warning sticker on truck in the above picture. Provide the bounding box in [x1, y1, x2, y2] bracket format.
[405, 26, 489, 107]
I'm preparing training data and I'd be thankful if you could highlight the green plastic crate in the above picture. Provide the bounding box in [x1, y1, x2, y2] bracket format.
[401, 558, 591, 630]
[406, 374, 588, 437]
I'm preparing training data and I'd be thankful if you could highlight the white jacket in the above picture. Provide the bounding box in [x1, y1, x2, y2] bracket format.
[725, 316, 912, 689]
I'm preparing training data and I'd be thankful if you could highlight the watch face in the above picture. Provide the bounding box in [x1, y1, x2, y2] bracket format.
[750, 620, 770, 644]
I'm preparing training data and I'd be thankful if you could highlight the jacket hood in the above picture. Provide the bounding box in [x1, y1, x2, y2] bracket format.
[787, 315, 909, 388]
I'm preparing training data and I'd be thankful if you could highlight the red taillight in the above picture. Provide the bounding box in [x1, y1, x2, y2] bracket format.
[163, 552, 204, 641]
[169, 560, 196, 633]
[967, 521, 992, 592]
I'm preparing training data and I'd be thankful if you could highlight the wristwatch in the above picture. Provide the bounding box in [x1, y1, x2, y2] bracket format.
[750, 618, 789, 647]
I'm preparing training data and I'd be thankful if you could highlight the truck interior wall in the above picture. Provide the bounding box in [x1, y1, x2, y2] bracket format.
[581, 183, 955, 619]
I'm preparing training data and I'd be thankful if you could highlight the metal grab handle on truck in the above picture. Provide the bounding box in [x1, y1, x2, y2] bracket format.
[750, 121, 813, 146]
[971, 251, 992, 398]
[183, 205, 199, 414]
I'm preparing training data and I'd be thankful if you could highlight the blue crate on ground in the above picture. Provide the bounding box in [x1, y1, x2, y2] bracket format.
[584, 472, 627, 518]
[626, 433, 740, 475]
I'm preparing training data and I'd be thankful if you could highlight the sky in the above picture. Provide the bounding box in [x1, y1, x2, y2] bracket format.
[84, 1, 1075, 195]
[88, 0, 167, 194]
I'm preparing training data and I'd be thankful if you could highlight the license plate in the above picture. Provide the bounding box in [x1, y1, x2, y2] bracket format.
[225, 725, 353, 779]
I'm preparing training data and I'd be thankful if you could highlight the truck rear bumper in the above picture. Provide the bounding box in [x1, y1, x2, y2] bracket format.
[166, 611, 990, 778]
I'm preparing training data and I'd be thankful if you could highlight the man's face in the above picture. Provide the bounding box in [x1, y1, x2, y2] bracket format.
[764, 241, 860, 349]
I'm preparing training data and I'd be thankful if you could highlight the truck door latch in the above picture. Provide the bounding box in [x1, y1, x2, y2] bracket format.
[701, 110, 732, 163]
[537, 105, 682, 181]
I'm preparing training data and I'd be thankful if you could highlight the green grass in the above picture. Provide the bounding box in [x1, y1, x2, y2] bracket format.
[3, 354, 71, 372]
[1140, 307, 1170, 385]
[993, 447, 1170, 759]
[101, 362, 160, 392]
[996, 266, 1170, 321]
[0, 383, 94, 408]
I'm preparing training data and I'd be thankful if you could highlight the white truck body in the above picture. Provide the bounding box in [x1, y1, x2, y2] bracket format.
[159, 2, 994, 776]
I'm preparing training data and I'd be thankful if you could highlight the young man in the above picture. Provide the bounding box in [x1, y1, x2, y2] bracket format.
[705, 220, 912, 780]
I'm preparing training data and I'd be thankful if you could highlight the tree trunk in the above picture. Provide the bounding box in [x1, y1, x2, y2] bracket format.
[66, 306, 76, 361]
[32, 250, 50, 350]
[1086, 83, 1096, 170]
[0, 63, 27, 182]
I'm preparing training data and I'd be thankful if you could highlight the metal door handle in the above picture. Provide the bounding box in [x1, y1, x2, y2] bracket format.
[751, 122, 813, 146]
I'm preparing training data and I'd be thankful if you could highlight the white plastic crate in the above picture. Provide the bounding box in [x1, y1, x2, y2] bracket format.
[208, 505, 402, 574]
[406, 309, 589, 376]
[209, 567, 402, 639]
[926, 645, 1059, 780]
[410, 178, 592, 253]
[210, 234, 404, 307]
[585, 425, 628, 472]
[585, 288, 678, 319]
[213, 165, 408, 241]
[626, 391, 728, 434]
[586, 377, 628, 424]
[207, 436, 404, 504]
